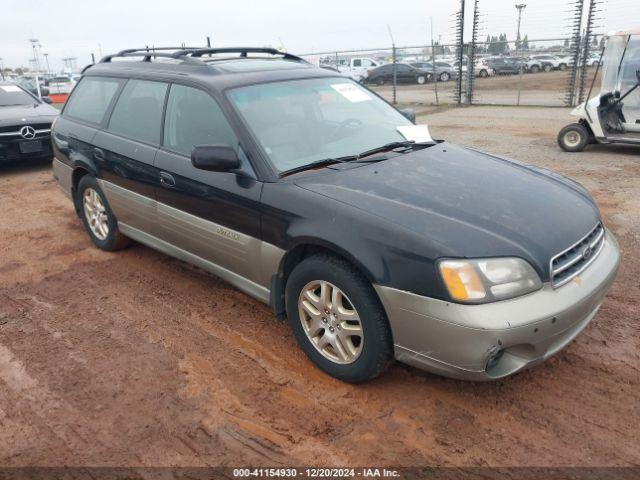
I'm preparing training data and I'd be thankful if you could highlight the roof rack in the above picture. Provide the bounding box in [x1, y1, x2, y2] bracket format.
[171, 47, 308, 64]
[95, 46, 309, 68]
[100, 47, 206, 64]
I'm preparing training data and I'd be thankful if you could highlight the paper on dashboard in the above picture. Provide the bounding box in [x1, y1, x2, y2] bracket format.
[397, 124, 434, 143]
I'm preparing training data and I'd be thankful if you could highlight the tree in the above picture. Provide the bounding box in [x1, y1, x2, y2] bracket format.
[522, 34, 529, 51]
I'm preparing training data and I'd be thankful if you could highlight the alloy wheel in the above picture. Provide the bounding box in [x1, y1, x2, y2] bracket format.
[298, 280, 364, 364]
[83, 188, 109, 241]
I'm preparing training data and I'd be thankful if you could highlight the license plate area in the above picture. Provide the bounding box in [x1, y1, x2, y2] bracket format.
[19, 141, 42, 154]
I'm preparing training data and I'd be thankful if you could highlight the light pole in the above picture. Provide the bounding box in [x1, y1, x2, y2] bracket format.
[515, 4, 527, 50]
[43, 53, 50, 74]
[515, 3, 527, 105]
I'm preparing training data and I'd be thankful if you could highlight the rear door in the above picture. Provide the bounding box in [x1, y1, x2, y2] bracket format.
[91, 78, 169, 235]
[53, 76, 124, 183]
[154, 83, 264, 287]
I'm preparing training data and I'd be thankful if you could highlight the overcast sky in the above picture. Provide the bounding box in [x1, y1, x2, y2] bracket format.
[1, 0, 637, 71]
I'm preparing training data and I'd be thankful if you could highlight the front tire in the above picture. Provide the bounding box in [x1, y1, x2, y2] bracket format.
[478, 69, 488, 78]
[530, 65, 540, 73]
[439, 72, 450, 82]
[557, 123, 589, 152]
[285, 254, 393, 383]
[77, 175, 130, 251]
[416, 75, 426, 85]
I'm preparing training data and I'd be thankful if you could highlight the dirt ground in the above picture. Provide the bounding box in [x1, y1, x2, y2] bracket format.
[371, 69, 600, 106]
[0, 106, 639, 470]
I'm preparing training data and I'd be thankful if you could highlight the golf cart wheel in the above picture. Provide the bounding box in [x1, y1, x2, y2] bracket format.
[439, 72, 450, 82]
[478, 69, 488, 78]
[530, 65, 540, 73]
[558, 123, 589, 152]
[416, 75, 426, 85]
[544, 64, 552, 72]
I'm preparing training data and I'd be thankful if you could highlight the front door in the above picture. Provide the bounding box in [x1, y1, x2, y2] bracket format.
[154, 84, 265, 289]
[92, 78, 168, 235]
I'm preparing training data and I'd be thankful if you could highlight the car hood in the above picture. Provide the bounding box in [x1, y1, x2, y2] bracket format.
[0, 103, 59, 126]
[293, 142, 600, 278]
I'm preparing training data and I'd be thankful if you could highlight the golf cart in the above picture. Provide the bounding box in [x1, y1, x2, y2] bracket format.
[558, 29, 640, 152]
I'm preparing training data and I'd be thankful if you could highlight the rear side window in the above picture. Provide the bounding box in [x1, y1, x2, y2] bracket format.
[108, 79, 168, 145]
[163, 84, 238, 156]
[63, 77, 121, 124]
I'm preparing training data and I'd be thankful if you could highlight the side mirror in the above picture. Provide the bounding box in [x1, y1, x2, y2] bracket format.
[399, 108, 416, 123]
[191, 145, 240, 172]
[42, 96, 53, 104]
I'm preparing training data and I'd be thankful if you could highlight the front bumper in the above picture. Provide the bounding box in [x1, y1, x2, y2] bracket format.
[0, 135, 53, 162]
[374, 231, 621, 380]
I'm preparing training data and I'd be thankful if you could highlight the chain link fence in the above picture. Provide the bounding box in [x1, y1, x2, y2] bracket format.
[301, 37, 602, 108]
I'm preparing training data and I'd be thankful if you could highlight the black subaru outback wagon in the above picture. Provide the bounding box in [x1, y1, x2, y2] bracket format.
[52, 47, 620, 383]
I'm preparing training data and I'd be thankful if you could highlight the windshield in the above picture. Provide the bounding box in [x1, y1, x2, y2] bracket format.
[601, 35, 628, 93]
[228, 77, 412, 173]
[0, 84, 36, 106]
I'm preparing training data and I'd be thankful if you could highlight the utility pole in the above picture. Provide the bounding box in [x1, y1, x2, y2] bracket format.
[515, 3, 527, 105]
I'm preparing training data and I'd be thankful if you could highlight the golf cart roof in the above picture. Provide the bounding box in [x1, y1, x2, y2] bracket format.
[606, 29, 640, 37]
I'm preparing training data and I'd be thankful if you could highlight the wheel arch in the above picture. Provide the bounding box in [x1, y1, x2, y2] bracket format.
[71, 165, 93, 216]
[269, 239, 380, 319]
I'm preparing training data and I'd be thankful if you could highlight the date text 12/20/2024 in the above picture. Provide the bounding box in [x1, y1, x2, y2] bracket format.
[233, 468, 401, 478]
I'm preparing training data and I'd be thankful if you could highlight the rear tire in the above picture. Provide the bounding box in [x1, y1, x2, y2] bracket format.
[439, 72, 450, 82]
[559, 63, 567, 71]
[478, 69, 488, 78]
[530, 65, 540, 73]
[285, 254, 394, 383]
[557, 123, 589, 152]
[76, 175, 130, 251]
[416, 75, 426, 85]
[376, 77, 385, 86]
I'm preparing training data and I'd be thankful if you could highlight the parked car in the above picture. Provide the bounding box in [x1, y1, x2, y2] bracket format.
[366, 63, 430, 85]
[337, 57, 379, 82]
[13, 77, 52, 102]
[48, 75, 76, 95]
[525, 56, 554, 73]
[452, 58, 495, 78]
[0, 81, 58, 163]
[52, 47, 620, 383]
[486, 57, 522, 75]
[529, 55, 569, 71]
[411, 62, 457, 82]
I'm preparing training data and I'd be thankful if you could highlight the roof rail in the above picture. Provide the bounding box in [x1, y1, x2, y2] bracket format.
[100, 46, 205, 64]
[172, 47, 308, 63]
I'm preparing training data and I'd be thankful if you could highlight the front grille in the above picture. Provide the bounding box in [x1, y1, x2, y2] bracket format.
[550, 223, 605, 287]
[0, 123, 51, 134]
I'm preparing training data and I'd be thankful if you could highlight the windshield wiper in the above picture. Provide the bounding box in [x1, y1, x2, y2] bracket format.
[279, 141, 435, 177]
[280, 157, 350, 176]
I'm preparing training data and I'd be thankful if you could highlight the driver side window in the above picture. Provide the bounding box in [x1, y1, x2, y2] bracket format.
[163, 84, 238, 156]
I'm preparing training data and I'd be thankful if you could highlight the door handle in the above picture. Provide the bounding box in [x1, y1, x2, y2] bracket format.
[159, 171, 176, 188]
[93, 147, 105, 161]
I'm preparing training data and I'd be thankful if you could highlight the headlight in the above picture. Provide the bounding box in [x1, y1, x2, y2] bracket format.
[438, 257, 542, 304]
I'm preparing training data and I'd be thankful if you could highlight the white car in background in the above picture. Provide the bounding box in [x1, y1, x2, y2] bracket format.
[529, 55, 569, 71]
[452, 57, 495, 78]
[47, 76, 76, 95]
[337, 57, 380, 82]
